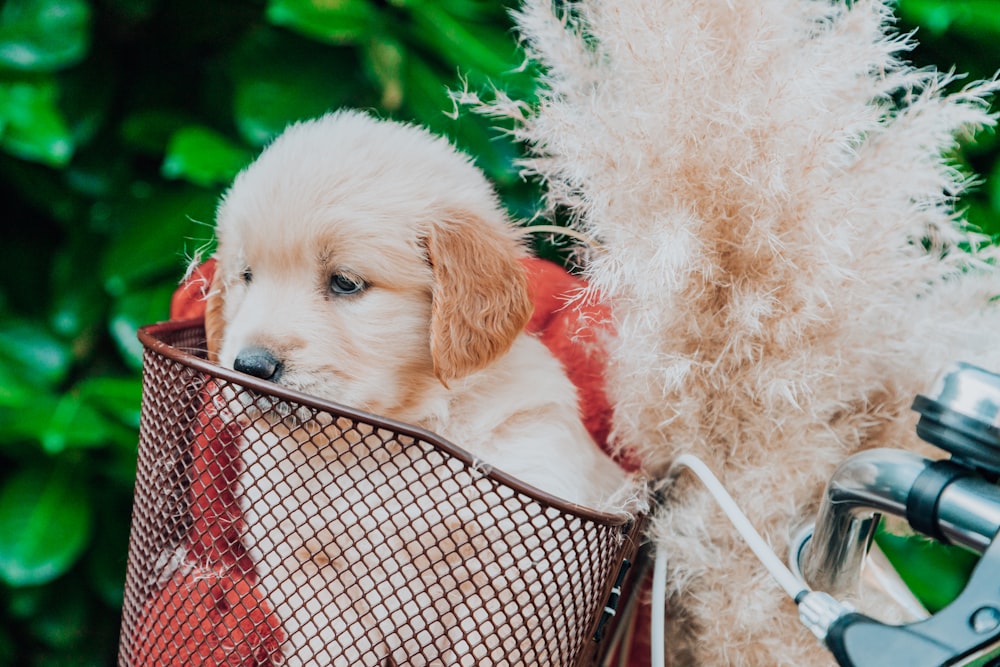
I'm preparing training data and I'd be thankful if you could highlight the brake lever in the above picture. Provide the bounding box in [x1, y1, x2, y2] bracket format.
[824, 530, 1000, 667]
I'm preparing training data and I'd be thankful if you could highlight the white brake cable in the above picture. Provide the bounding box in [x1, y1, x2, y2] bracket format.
[650, 541, 669, 667]
[672, 454, 809, 600]
[650, 454, 852, 667]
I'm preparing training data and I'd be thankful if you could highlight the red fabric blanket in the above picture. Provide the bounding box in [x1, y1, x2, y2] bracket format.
[135, 256, 648, 666]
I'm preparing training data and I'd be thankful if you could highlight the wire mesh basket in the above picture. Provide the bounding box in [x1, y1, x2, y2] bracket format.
[117, 320, 646, 667]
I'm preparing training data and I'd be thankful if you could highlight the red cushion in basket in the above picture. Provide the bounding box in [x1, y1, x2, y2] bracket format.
[135, 256, 646, 666]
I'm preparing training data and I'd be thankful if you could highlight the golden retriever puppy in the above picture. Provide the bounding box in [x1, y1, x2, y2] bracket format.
[203, 110, 635, 665]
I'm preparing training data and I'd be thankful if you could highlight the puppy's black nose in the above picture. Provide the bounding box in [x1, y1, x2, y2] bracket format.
[233, 347, 283, 382]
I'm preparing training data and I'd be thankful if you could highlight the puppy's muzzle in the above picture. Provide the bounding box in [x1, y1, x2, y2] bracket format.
[234, 347, 284, 382]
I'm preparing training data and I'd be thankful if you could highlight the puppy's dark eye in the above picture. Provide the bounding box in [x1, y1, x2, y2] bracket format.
[329, 273, 366, 296]
[242, 268, 253, 284]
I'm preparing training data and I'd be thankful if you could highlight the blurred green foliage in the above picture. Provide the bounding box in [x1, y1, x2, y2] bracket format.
[0, 0, 995, 665]
[0, 0, 533, 664]
[897, 0, 1000, 242]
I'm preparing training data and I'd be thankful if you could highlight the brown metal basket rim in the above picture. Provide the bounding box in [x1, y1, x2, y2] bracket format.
[138, 319, 636, 527]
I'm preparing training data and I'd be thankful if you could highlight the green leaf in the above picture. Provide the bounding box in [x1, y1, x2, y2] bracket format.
[230, 27, 366, 146]
[899, 0, 1000, 39]
[8, 375, 140, 454]
[74, 376, 141, 429]
[0, 359, 29, 407]
[408, 3, 518, 78]
[402, 55, 452, 134]
[392, 0, 494, 21]
[989, 160, 1000, 214]
[0, 0, 91, 72]
[119, 108, 199, 156]
[40, 390, 134, 454]
[99, 185, 217, 296]
[109, 282, 176, 370]
[0, 77, 74, 166]
[161, 125, 254, 187]
[266, 0, 380, 45]
[447, 109, 524, 189]
[0, 464, 93, 587]
[0, 396, 58, 453]
[0, 319, 73, 389]
[967, 200, 999, 240]
[49, 230, 108, 340]
[898, 0, 956, 35]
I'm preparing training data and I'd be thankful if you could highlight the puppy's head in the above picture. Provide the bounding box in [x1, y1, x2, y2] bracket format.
[206, 111, 532, 417]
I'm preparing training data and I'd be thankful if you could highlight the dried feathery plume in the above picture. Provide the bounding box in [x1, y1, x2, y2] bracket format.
[476, 0, 1000, 664]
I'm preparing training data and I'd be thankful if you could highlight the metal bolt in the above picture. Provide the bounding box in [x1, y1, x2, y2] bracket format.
[970, 606, 1000, 634]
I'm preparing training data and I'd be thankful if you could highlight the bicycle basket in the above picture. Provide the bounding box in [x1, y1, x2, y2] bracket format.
[117, 320, 646, 666]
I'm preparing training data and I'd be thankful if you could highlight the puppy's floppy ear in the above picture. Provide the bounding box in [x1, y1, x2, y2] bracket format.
[204, 269, 226, 363]
[426, 212, 533, 384]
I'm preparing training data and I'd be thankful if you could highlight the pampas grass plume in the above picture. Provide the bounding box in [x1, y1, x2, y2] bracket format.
[477, 0, 1000, 664]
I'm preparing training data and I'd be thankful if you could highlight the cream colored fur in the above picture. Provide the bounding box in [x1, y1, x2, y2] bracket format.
[207, 110, 636, 664]
[210, 110, 629, 507]
[471, 0, 1000, 665]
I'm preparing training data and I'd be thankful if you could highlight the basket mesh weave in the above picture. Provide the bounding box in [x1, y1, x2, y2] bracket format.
[117, 321, 645, 666]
